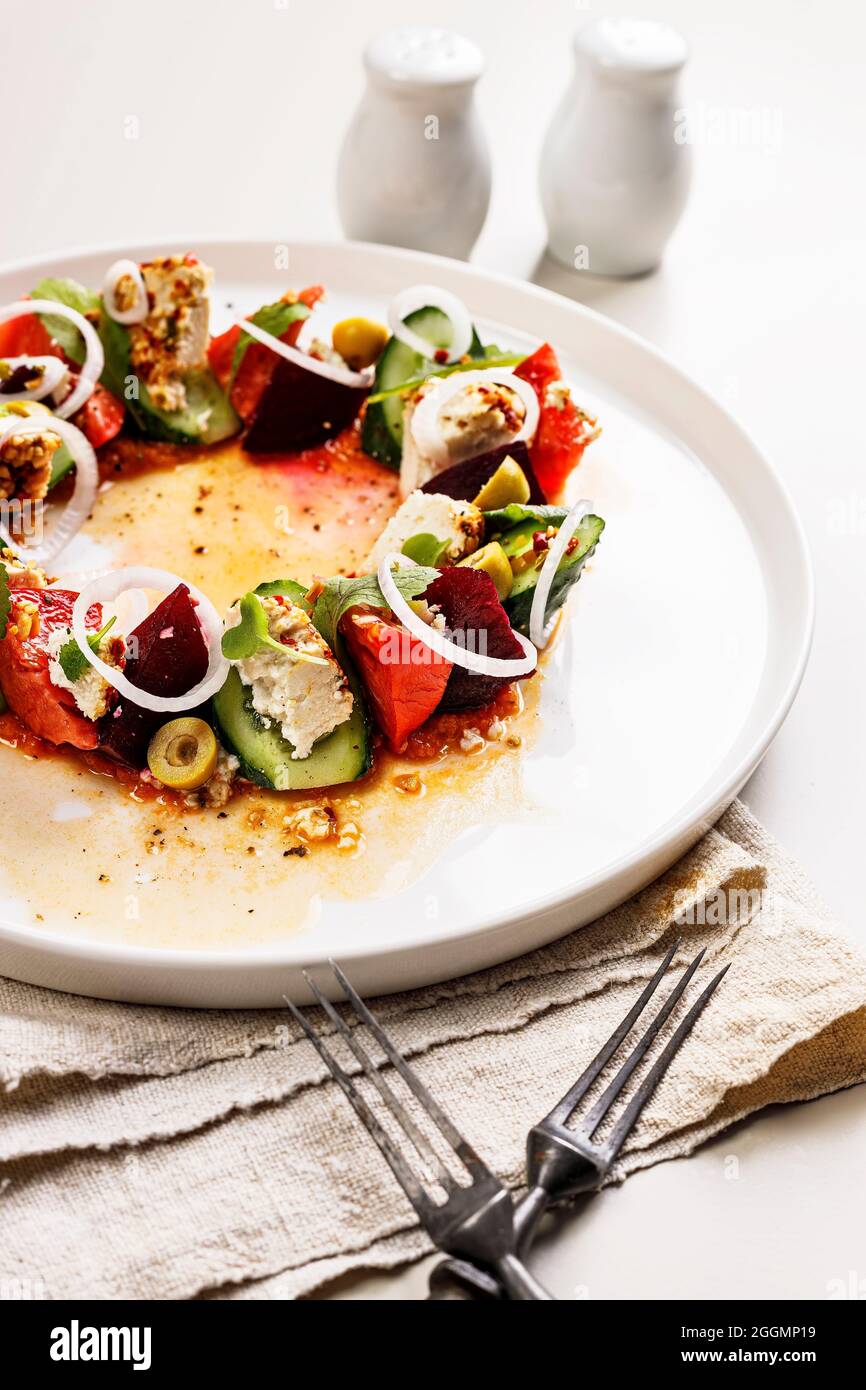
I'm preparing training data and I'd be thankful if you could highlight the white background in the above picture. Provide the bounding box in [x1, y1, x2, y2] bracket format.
[4, 0, 866, 1300]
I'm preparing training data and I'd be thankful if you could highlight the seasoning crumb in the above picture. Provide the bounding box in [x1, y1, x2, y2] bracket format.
[283, 845, 308, 858]
[98, 873, 110, 883]
[393, 772, 423, 796]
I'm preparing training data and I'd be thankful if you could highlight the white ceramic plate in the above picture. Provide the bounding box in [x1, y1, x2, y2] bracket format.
[0, 239, 812, 1006]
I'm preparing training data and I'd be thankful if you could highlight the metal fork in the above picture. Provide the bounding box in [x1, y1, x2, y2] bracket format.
[428, 940, 731, 1298]
[285, 961, 554, 1300]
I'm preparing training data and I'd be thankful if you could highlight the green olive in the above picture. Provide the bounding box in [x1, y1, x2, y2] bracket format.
[458, 541, 514, 600]
[332, 316, 389, 371]
[147, 717, 218, 790]
[472, 457, 531, 511]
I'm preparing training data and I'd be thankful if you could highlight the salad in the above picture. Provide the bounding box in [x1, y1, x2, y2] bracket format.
[0, 253, 603, 827]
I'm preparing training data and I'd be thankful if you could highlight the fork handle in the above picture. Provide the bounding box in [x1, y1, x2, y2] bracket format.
[494, 1253, 554, 1301]
[427, 1259, 503, 1300]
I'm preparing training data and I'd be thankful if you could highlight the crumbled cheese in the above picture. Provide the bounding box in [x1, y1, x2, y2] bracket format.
[401, 378, 528, 494]
[225, 596, 353, 760]
[365, 490, 483, 571]
[283, 804, 337, 844]
[308, 337, 349, 369]
[46, 627, 113, 722]
[544, 379, 571, 411]
[184, 749, 239, 809]
[459, 728, 486, 754]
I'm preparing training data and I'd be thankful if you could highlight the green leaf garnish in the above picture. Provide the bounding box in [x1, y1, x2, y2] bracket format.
[32, 277, 101, 365]
[312, 566, 440, 651]
[222, 592, 286, 660]
[0, 559, 10, 641]
[401, 533, 450, 567]
[366, 350, 525, 405]
[230, 300, 311, 383]
[222, 592, 327, 665]
[58, 615, 117, 683]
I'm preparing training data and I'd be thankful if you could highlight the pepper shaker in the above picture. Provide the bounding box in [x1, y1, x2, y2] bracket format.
[337, 27, 491, 259]
[540, 18, 692, 277]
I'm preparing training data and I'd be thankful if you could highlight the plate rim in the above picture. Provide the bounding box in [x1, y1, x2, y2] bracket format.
[0, 236, 814, 989]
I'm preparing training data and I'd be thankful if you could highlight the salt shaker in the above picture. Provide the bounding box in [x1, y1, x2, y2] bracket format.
[540, 18, 692, 277]
[337, 27, 491, 259]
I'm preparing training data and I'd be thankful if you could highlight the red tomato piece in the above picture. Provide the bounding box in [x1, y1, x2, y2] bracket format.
[0, 588, 103, 748]
[0, 301, 55, 361]
[341, 607, 452, 752]
[515, 342, 594, 498]
[72, 381, 125, 448]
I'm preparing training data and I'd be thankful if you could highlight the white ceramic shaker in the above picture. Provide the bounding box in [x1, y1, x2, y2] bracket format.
[337, 27, 491, 259]
[540, 18, 692, 277]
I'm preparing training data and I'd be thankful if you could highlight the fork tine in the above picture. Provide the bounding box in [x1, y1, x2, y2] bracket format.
[544, 939, 681, 1127]
[580, 947, 707, 1137]
[301, 973, 459, 1195]
[329, 960, 492, 1180]
[602, 963, 731, 1162]
[283, 994, 433, 1222]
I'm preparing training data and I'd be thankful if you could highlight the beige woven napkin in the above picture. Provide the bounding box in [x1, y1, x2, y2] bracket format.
[1, 800, 864, 1301]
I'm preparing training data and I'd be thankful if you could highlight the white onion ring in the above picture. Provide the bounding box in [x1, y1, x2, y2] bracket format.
[102, 259, 149, 325]
[71, 567, 230, 714]
[388, 285, 473, 364]
[235, 316, 373, 389]
[0, 414, 98, 565]
[0, 355, 69, 403]
[378, 553, 537, 679]
[410, 368, 540, 468]
[529, 499, 593, 650]
[0, 300, 103, 419]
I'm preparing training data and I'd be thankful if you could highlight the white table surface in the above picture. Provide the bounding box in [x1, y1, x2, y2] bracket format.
[5, 0, 865, 1300]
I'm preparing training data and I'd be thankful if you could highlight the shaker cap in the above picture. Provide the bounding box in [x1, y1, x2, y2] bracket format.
[574, 17, 688, 74]
[364, 27, 484, 88]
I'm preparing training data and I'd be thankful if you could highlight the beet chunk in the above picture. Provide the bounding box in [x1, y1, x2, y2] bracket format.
[423, 566, 530, 711]
[244, 358, 368, 454]
[419, 440, 546, 505]
[99, 584, 209, 767]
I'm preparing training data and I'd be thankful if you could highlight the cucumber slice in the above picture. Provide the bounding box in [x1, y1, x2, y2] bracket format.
[212, 579, 372, 791]
[361, 307, 486, 470]
[503, 514, 605, 636]
[99, 311, 240, 446]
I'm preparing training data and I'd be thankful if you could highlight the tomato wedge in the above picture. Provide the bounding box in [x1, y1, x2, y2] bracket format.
[341, 606, 452, 752]
[0, 588, 104, 748]
[515, 343, 596, 498]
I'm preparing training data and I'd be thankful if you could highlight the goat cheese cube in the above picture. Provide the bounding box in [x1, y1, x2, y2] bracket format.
[46, 627, 114, 722]
[225, 596, 353, 760]
[365, 490, 484, 571]
[128, 255, 213, 413]
[400, 378, 528, 495]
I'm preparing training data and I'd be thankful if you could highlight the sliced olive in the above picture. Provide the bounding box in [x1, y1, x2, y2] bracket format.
[472, 457, 531, 511]
[458, 541, 513, 600]
[147, 717, 218, 790]
[332, 316, 389, 371]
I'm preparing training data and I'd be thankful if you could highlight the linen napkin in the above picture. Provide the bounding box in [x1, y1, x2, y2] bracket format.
[1, 800, 864, 1301]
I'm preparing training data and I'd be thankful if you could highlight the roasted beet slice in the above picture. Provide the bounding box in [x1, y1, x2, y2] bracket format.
[244, 359, 368, 454]
[419, 440, 546, 505]
[99, 584, 209, 767]
[423, 566, 531, 712]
